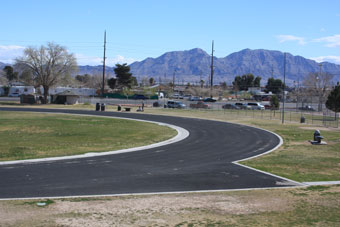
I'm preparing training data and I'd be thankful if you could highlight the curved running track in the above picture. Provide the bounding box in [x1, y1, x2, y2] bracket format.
[0, 107, 298, 199]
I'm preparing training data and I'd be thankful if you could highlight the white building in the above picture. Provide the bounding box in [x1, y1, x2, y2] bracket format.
[41, 87, 97, 96]
[8, 86, 35, 97]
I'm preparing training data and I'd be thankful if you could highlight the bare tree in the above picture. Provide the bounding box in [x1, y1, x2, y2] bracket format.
[303, 72, 333, 111]
[0, 69, 9, 85]
[87, 74, 105, 90]
[15, 43, 77, 103]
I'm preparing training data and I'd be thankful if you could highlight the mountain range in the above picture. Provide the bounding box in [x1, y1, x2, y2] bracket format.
[129, 48, 340, 85]
[2, 48, 340, 85]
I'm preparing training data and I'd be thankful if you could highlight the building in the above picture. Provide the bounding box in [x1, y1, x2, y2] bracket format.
[51, 90, 80, 105]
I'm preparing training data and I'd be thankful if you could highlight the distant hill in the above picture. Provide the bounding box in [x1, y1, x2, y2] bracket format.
[129, 48, 340, 85]
[0, 62, 7, 70]
[77, 65, 115, 77]
[2, 48, 340, 85]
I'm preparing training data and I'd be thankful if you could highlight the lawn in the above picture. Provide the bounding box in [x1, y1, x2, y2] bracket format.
[0, 111, 177, 161]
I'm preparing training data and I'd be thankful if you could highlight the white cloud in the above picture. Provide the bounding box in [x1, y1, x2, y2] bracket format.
[313, 34, 340, 48]
[75, 53, 136, 66]
[0, 45, 25, 63]
[276, 35, 306, 45]
[309, 56, 340, 64]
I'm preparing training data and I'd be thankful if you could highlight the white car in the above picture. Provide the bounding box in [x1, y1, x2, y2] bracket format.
[247, 102, 265, 110]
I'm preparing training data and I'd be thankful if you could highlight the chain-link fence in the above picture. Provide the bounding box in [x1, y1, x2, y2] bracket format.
[78, 96, 339, 128]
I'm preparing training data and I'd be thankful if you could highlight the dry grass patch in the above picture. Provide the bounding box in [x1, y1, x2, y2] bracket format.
[1, 185, 340, 226]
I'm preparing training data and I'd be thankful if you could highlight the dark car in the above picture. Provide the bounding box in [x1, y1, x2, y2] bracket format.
[299, 105, 315, 111]
[222, 103, 240, 109]
[132, 94, 148, 100]
[203, 97, 217, 102]
[153, 101, 161, 107]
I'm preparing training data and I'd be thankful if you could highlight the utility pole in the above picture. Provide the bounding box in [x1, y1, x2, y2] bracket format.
[210, 40, 214, 98]
[173, 69, 176, 92]
[101, 30, 106, 97]
[318, 63, 322, 111]
[282, 52, 287, 124]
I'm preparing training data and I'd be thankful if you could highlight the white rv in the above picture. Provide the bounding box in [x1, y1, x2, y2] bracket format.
[8, 86, 35, 97]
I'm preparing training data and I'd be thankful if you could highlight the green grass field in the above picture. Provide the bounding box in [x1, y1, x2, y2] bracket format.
[0, 111, 177, 161]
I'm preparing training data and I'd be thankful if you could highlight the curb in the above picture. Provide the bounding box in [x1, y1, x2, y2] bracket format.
[0, 112, 189, 165]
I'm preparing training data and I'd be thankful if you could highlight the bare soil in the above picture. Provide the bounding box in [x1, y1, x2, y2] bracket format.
[1, 186, 340, 226]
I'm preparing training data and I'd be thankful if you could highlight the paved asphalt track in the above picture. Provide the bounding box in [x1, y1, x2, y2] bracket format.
[0, 107, 298, 199]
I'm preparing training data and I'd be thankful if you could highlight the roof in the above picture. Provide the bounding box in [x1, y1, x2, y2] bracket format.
[56, 90, 79, 96]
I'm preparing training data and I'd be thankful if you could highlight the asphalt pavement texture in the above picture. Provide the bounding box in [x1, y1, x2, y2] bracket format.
[0, 107, 297, 199]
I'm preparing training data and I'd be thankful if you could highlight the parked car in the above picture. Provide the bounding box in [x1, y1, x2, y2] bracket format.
[298, 105, 315, 111]
[203, 97, 217, 102]
[222, 103, 240, 109]
[132, 94, 148, 100]
[166, 100, 186, 109]
[247, 102, 265, 110]
[171, 94, 183, 99]
[264, 104, 279, 110]
[234, 102, 250, 109]
[183, 95, 192, 100]
[8, 92, 20, 97]
[190, 96, 203, 101]
[153, 101, 161, 107]
[190, 101, 210, 109]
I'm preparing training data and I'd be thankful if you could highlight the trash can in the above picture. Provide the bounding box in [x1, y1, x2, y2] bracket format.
[96, 103, 100, 111]
[101, 103, 105, 111]
[117, 105, 121, 111]
[300, 116, 305, 123]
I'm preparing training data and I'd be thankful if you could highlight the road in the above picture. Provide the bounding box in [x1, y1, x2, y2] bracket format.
[0, 107, 298, 199]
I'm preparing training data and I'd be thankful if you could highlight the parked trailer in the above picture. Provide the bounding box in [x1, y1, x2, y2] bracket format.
[8, 86, 35, 97]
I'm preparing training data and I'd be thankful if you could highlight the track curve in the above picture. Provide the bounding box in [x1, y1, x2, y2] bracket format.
[0, 107, 298, 199]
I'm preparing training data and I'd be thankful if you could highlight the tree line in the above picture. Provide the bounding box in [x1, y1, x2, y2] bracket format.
[232, 73, 284, 94]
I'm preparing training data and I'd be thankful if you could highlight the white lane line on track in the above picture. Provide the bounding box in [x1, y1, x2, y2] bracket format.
[231, 124, 305, 187]
[0, 112, 190, 166]
[303, 181, 340, 186]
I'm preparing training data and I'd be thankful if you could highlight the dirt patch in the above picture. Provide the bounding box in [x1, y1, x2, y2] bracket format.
[1, 186, 340, 226]
[0, 190, 294, 227]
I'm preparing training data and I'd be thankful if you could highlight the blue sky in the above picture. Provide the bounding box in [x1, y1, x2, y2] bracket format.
[1, 0, 339, 66]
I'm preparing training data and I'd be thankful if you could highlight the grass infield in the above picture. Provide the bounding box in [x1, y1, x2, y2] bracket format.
[0, 111, 177, 161]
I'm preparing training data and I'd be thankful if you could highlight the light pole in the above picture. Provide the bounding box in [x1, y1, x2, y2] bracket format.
[282, 52, 286, 124]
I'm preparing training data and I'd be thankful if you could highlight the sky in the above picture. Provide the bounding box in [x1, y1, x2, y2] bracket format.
[0, 0, 340, 66]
